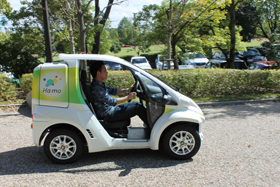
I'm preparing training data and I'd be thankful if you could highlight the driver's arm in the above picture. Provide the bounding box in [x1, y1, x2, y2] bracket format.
[116, 84, 135, 95]
[116, 92, 137, 104]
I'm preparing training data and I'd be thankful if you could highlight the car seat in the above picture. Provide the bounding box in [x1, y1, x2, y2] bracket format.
[80, 70, 130, 138]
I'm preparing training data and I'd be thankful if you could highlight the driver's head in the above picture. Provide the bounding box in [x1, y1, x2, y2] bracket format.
[90, 61, 105, 79]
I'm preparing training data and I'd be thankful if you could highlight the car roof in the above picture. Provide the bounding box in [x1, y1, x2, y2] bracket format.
[58, 53, 124, 61]
[131, 56, 147, 59]
[58, 53, 132, 65]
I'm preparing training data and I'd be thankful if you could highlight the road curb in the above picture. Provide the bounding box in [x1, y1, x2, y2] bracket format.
[197, 98, 280, 107]
[0, 103, 27, 107]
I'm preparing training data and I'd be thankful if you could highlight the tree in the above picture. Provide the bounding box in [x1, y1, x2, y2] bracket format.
[134, 0, 228, 69]
[0, 32, 41, 78]
[92, 0, 122, 54]
[252, 0, 280, 61]
[117, 17, 132, 45]
[3, 0, 64, 58]
[254, 0, 280, 40]
[227, 0, 243, 68]
[0, 0, 12, 15]
[134, 4, 163, 56]
[235, 2, 260, 42]
[109, 28, 122, 53]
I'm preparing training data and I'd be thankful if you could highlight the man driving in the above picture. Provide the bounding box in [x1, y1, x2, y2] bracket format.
[90, 61, 148, 125]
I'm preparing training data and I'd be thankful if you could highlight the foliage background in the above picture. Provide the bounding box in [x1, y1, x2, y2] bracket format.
[105, 69, 280, 98]
[0, 74, 17, 102]
[1, 68, 280, 104]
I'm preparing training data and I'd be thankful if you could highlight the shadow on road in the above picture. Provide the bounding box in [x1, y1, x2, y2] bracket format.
[0, 146, 192, 177]
[201, 101, 280, 120]
[18, 105, 32, 118]
[0, 104, 31, 118]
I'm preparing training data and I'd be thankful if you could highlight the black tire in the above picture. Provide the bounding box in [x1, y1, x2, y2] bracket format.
[161, 125, 201, 160]
[44, 129, 84, 164]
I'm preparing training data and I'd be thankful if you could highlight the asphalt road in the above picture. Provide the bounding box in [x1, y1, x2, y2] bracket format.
[0, 102, 279, 186]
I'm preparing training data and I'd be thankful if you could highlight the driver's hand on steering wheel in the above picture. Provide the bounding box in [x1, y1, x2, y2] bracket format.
[128, 83, 135, 92]
[127, 92, 137, 100]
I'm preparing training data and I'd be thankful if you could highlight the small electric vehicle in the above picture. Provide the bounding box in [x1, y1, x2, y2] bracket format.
[31, 54, 205, 164]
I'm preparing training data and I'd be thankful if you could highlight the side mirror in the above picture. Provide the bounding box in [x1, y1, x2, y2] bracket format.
[151, 94, 177, 105]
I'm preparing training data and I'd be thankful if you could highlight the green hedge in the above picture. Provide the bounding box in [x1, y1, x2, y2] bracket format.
[19, 73, 33, 96]
[105, 69, 280, 98]
[8, 69, 280, 102]
[0, 74, 17, 102]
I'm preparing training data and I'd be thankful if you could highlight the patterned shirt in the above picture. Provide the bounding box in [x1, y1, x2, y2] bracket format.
[90, 79, 117, 119]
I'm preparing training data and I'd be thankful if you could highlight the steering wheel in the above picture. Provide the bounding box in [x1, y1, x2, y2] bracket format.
[128, 81, 142, 103]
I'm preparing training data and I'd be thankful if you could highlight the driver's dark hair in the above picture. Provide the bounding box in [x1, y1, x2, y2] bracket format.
[90, 61, 105, 78]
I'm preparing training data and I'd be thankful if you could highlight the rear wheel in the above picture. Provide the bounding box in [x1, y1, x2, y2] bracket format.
[161, 125, 201, 159]
[44, 129, 84, 164]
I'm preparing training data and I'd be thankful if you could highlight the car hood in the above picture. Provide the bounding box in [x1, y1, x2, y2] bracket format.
[190, 58, 209, 63]
[178, 65, 196, 69]
[134, 63, 152, 70]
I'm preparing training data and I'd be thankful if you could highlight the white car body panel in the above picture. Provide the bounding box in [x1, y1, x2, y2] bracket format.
[32, 54, 205, 155]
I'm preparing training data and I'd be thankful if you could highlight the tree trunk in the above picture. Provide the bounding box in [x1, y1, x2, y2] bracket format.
[171, 35, 179, 69]
[166, 0, 173, 70]
[228, 0, 236, 69]
[76, 0, 85, 53]
[66, 2, 75, 54]
[92, 0, 114, 54]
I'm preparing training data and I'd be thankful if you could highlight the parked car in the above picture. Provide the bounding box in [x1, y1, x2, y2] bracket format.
[104, 61, 122, 70]
[237, 48, 267, 66]
[155, 54, 174, 70]
[178, 65, 196, 70]
[130, 56, 152, 70]
[255, 46, 270, 57]
[206, 59, 227, 68]
[210, 53, 248, 69]
[181, 52, 209, 68]
[249, 61, 279, 70]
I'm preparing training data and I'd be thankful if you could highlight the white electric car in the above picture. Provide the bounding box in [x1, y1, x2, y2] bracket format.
[31, 54, 205, 164]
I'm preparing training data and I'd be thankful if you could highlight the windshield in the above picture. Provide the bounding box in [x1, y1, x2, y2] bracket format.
[244, 49, 261, 56]
[131, 58, 147, 64]
[195, 53, 206, 58]
[129, 68, 180, 92]
[220, 53, 240, 59]
[183, 53, 206, 59]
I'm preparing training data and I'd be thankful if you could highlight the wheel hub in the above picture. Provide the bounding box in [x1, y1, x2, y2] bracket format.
[50, 135, 77, 160]
[169, 131, 195, 155]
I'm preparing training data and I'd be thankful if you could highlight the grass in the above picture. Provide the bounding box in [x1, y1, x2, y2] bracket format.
[244, 40, 263, 48]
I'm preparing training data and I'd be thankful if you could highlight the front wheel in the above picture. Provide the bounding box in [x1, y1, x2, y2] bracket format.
[161, 125, 201, 159]
[44, 129, 84, 164]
